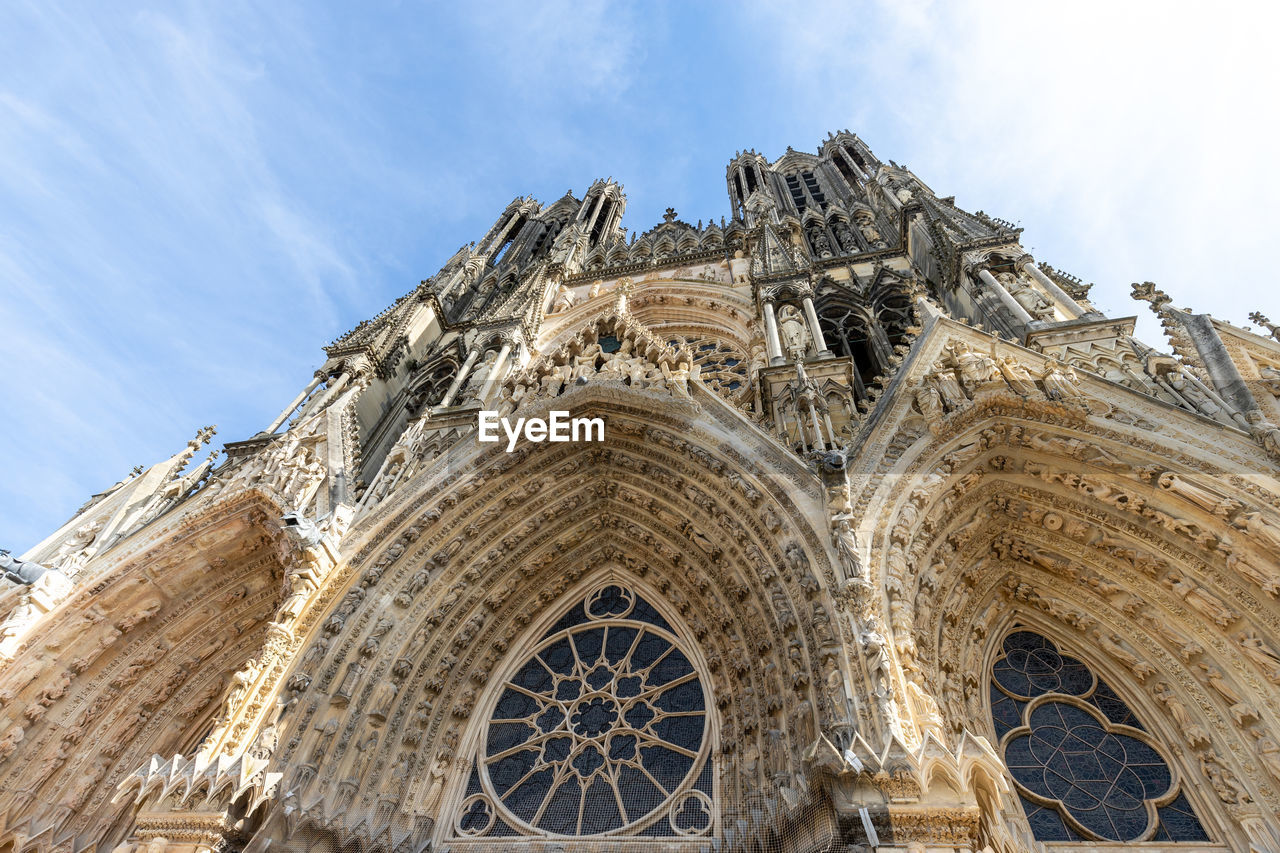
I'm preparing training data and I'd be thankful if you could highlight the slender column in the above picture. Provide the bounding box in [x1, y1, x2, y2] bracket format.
[843, 150, 868, 182]
[808, 404, 826, 451]
[1021, 260, 1085, 319]
[584, 194, 605, 233]
[977, 268, 1035, 327]
[266, 375, 323, 434]
[802, 296, 832, 357]
[306, 371, 352, 416]
[439, 348, 480, 409]
[479, 343, 513, 402]
[764, 301, 784, 366]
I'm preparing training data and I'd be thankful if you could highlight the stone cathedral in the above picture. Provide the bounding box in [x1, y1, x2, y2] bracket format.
[6, 131, 1280, 853]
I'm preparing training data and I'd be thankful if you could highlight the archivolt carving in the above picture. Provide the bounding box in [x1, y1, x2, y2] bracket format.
[842, 358, 1280, 848]
[0, 496, 290, 851]
[217, 395, 867, 849]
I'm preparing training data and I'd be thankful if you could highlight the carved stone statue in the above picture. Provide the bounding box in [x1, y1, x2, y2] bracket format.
[996, 354, 1037, 396]
[1166, 369, 1220, 417]
[778, 305, 810, 358]
[928, 364, 967, 409]
[832, 519, 863, 580]
[949, 342, 998, 391]
[998, 271, 1053, 319]
[854, 209, 887, 249]
[551, 284, 575, 312]
[1040, 359, 1082, 400]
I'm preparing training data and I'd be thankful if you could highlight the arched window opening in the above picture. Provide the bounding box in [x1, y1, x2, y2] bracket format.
[844, 144, 868, 172]
[817, 303, 879, 386]
[407, 360, 459, 413]
[589, 198, 613, 246]
[989, 630, 1209, 843]
[733, 172, 745, 205]
[456, 582, 714, 840]
[744, 165, 758, 193]
[530, 219, 565, 260]
[801, 171, 826, 210]
[833, 154, 860, 191]
[876, 293, 916, 348]
[785, 174, 806, 213]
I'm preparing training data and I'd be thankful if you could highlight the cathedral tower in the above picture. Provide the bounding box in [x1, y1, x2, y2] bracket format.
[4, 132, 1280, 853]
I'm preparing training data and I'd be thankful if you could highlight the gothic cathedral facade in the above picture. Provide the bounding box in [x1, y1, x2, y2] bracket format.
[5, 132, 1280, 853]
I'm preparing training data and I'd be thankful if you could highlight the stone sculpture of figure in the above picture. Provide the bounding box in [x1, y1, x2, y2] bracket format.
[998, 271, 1054, 319]
[778, 305, 810, 358]
[1040, 359, 1082, 400]
[598, 339, 633, 380]
[624, 354, 651, 387]
[832, 221, 857, 253]
[552, 284, 575, 312]
[1151, 681, 1210, 746]
[822, 665, 851, 726]
[370, 680, 399, 721]
[423, 753, 451, 814]
[854, 209, 887, 248]
[906, 679, 945, 740]
[1255, 735, 1280, 782]
[1166, 369, 1220, 417]
[0, 724, 25, 762]
[571, 343, 602, 382]
[540, 363, 568, 398]
[860, 629, 893, 693]
[1245, 411, 1280, 458]
[249, 721, 278, 761]
[662, 360, 693, 399]
[52, 519, 105, 571]
[928, 364, 968, 409]
[997, 354, 1038, 396]
[497, 381, 528, 418]
[832, 519, 863, 580]
[950, 342, 998, 390]
[914, 382, 944, 422]
[463, 349, 500, 401]
[1236, 630, 1280, 682]
[1259, 365, 1280, 396]
[1234, 510, 1280, 554]
[807, 225, 833, 258]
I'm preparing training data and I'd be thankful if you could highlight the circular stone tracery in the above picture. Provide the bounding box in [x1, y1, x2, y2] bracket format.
[482, 583, 710, 837]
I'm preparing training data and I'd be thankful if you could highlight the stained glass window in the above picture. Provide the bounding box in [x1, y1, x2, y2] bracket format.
[461, 583, 713, 838]
[990, 630, 1208, 843]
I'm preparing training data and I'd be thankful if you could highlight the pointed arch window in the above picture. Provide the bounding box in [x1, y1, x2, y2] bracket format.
[989, 630, 1208, 843]
[456, 582, 714, 840]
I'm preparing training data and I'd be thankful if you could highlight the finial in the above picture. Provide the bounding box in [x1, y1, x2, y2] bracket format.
[1250, 312, 1280, 340]
[663, 208, 678, 223]
[1130, 281, 1173, 312]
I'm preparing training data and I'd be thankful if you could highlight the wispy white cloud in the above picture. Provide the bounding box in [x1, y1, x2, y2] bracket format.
[5, 0, 1276, 551]
[745, 0, 1280, 339]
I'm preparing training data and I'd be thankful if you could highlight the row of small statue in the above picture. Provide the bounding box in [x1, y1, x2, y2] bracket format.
[917, 344, 1084, 416]
[497, 338, 699, 415]
[550, 278, 619, 313]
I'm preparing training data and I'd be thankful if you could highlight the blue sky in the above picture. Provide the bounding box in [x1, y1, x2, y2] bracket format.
[4, 1, 1279, 550]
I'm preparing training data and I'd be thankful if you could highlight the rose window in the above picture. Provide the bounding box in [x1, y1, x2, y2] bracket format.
[671, 337, 749, 404]
[463, 583, 713, 838]
[990, 631, 1208, 842]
